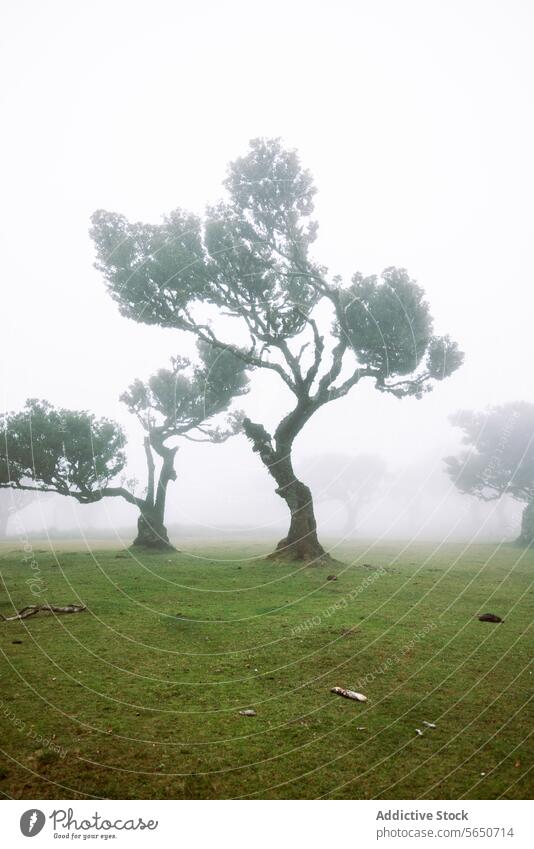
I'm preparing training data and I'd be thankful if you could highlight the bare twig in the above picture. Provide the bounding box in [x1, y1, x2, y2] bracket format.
[0, 603, 87, 622]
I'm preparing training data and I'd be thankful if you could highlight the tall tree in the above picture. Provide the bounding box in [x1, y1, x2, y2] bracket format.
[445, 402, 534, 546]
[0, 346, 247, 549]
[91, 137, 463, 561]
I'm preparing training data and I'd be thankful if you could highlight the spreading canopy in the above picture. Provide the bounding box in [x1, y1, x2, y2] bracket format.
[0, 399, 126, 501]
[120, 341, 249, 443]
[91, 137, 463, 405]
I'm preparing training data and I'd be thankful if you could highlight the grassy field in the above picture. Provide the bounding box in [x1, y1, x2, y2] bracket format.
[0, 538, 532, 800]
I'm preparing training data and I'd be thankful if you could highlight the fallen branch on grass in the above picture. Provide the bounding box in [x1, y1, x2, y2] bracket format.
[0, 603, 86, 622]
[331, 687, 367, 702]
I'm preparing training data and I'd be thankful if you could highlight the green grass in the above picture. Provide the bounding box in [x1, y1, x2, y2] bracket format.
[0, 539, 532, 799]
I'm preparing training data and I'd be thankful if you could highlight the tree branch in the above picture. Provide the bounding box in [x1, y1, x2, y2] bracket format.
[180, 312, 296, 391]
[0, 603, 87, 622]
[314, 340, 348, 400]
[143, 437, 155, 507]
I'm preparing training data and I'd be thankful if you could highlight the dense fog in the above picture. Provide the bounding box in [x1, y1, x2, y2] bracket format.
[1, 451, 523, 545]
[1, 0, 533, 547]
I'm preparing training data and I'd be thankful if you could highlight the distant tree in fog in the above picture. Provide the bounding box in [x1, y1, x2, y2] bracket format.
[445, 402, 534, 546]
[0, 345, 247, 550]
[305, 454, 387, 534]
[0, 489, 40, 538]
[91, 138, 463, 562]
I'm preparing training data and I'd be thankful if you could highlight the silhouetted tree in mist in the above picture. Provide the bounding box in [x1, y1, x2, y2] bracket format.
[304, 453, 387, 535]
[445, 402, 534, 546]
[0, 489, 43, 538]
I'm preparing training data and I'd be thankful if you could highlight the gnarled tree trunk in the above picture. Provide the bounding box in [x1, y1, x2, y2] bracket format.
[269, 454, 326, 561]
[131, 439, 177, 551]
[243, 414, 332, 562]
[133, 507, 173, 550]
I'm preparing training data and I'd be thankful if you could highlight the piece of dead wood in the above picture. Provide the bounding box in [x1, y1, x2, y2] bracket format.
[331, 687, 367, 702]
[239, 709, 257, 717]
[0, 604, 86, 622]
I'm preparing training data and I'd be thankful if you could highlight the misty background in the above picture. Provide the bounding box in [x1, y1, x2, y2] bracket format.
[1, 0, 532, 544]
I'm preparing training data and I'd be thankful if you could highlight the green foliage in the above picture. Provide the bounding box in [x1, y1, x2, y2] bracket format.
[445, 401, 534, 503]
[92, 138, 321, 342]
[91, 138, 462, 406]
[338, 268, 433, 376]
[0, 399, 126, 499]
[120, 342, 248, 441]
[337, 269, 463, 393]
[204, 138, 321, 338]
[194, 340, 249, 416]
[425, 335, 464, 381]
[90, 208, 206, 328]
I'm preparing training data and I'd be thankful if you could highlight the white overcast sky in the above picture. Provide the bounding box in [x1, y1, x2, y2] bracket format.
[1, 0, 533, 531]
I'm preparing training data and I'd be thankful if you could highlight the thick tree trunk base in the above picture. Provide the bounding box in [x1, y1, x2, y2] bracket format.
[267, 537, 340, 565]
[130, 538, 177, 552]
[131, 513, 176, 552]
[242, 422, 340, 564]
